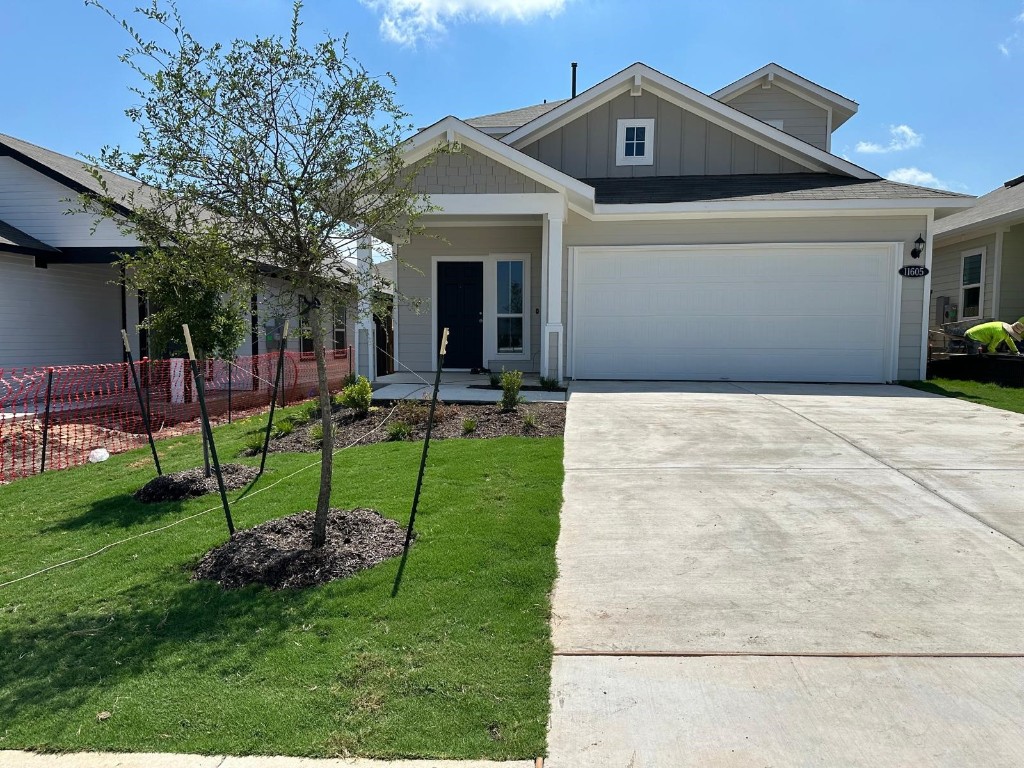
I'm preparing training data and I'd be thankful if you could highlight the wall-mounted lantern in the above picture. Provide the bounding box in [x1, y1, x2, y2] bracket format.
[911, 235, 925, 259]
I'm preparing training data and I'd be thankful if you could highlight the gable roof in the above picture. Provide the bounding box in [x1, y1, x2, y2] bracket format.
[500, 62, 878, 180]
[933, 175, 1024, 238]
[584, 174, 971, 205]
[712, 63, 858, 130]
[465, 100, 567, 134]
[0, 217, 59, 256]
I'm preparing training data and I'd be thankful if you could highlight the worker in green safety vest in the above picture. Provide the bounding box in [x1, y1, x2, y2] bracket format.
[964, 319, 1024, 354]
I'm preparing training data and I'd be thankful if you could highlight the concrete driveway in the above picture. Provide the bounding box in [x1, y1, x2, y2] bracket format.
[547, 382, 1024, 767]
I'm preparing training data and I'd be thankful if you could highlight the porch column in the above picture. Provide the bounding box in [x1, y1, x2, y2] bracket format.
[542, 213, 564, 381]
[355, 236, 376, 381]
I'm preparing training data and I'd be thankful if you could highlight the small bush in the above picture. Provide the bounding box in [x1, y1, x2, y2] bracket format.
[396, 398, 451, 426]
[342, 371, 358, 388]
[386, 420, 412, 441]
[462, 417, 477, 434]
[539, 376, 561, 391]
[522, 410, 538, 431]
[488, 371, 500, 388]
[338, 376, 372, 415]
[272, 418, 294, 438]
[309, 422, 324, 444]
[297, 401, 320, 423]
[499, 368, 525, 412]
[243, 432, 265, 454]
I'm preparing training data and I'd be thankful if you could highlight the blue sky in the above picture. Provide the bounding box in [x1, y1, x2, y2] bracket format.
[5, 0, 1023, 195]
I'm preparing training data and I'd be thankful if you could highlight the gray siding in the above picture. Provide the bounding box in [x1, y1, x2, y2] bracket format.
[519, 90, 812, 179]
[998, 224, 1024, 323]
[410, 148, 554, 194]
[395, 227, 543, 372]
[930, 233, 997, 328]
[563, 214, 929, 380]
[726, 86, 830, 150]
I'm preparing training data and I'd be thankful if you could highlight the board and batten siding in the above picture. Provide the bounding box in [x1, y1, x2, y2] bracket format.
[409, 148, 556, 194]
[998, 224, 1024, 323]
[0, 157, 141, 248]
[562, 214, 930, 380]
[518, 90, 812, 180]
[930, 233, 997, 328]
[725, 86, 829, 151]
[395, 226, 543, 372]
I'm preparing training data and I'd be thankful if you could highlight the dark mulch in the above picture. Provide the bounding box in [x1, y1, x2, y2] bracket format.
[258, 401, 565, 454]
[134, 463, 259, 503]
[192, 507, 408, 590]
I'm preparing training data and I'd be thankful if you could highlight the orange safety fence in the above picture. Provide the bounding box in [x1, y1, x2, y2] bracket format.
[0, 348, 354, 482]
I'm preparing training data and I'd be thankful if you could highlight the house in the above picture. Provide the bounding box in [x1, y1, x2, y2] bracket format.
[0, 132, 361, 373]
[930, 174, 1024, 332]
[372, 62, 973, 384]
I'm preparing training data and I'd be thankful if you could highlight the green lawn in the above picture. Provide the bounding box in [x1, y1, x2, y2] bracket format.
[0, 406, 562, 759]
[903, 378, 1024, 415]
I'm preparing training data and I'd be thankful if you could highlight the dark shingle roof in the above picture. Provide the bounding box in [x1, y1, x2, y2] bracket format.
[582, 173, 973, 204]
[933, 175, 1024, 236]
[0, 217, 59, 254]
[465, 100, 567, 129]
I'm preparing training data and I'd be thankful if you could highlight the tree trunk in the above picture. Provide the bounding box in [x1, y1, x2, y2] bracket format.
[309, 297, 335, 549]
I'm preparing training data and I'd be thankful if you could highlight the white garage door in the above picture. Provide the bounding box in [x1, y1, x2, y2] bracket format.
[571, 243, 900, 382]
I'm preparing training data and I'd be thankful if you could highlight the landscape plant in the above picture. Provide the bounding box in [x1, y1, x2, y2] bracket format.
[338, 375, 373, 416]
[499, 369, 525, 412]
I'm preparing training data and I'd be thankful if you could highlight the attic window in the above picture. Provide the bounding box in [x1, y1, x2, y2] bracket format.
[616, 118, 655, 166]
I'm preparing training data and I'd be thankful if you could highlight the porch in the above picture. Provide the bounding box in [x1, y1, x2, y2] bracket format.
[372, 370, 567, 403]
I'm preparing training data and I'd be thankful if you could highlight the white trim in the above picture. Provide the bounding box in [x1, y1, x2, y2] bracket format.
[920, 213, 935, 379]
[616, 118, 655, 166]
[424, 193, 566, 217]
[569, 242, 902, 383]
[501, 63, 877, 180]
[429, 253, 532, 371]
[825, 107, 833, 153]
[586, 198, 971, 219]
[993, 229, 1005, 319]
[958, 246, 987, 321]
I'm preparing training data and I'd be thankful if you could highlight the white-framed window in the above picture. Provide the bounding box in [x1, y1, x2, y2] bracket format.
[496, 259, 525, 354]
[765, 118, 785, 130]
[616, 118, 655, 166]
[960, 247, 986, 320]
[332, 311, 347, 357]
[298, 312, 315, 358]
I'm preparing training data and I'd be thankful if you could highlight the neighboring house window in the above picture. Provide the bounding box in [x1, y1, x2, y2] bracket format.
[497, 260, 525, 353]
[333, 312, 347, 356]
[298, 313, 315, 357]
[960, 248, 985, 320]
[616, 118, 655, 166]
[765, 119, 784, 130]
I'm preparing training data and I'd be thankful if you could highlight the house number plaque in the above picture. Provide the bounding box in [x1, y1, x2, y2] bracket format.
[898, 265, 929, 278]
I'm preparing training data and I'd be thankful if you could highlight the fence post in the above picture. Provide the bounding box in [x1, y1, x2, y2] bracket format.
[39, 367, 54, 474]
[259, 321, 290, 476]
[392, 327, 448, 597]
[183, 324, 234, 537]
[227, 362, 233, 424]
[122, 330, 162, 476]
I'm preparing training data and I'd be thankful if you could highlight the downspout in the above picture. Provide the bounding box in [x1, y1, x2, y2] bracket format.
[993, 229, 1005, 319]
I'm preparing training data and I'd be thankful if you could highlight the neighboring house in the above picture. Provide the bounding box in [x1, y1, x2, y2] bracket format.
[379, 62, 972, 383]
[0, 133, 357, 372]
[930, 175, 1024, 332]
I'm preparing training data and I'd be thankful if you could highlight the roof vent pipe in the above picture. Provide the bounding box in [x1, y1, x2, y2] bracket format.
[571, 62, 578, 98]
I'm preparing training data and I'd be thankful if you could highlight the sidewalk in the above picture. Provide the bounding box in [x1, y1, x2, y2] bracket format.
[0, 752, 538, 768]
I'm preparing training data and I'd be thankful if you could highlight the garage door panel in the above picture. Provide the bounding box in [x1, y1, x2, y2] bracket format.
[572, 244, 896, 382]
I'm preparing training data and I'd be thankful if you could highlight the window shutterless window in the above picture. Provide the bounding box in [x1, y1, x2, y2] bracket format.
[333, 313, 346, 350]
[298, 313, 314, 357]
[496, 260, 524, 354]
[960, 249, 985, 320]
[616, 118, 655, 166]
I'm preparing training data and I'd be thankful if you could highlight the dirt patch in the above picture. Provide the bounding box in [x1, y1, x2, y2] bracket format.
[134, 463, 259, 503]
[256, 401, 565, 454]
[192, 508, 408, 590]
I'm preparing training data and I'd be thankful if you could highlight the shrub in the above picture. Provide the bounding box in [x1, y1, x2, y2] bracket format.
[386, 420, 412, 441]
[309, 422, 324, 444]
[272, 417, 294, 438]
[338, 376, 372, 415]
[297, 401, 320, 423]
[499, 368, 525, 412]
[342, 371, 358, 388]
[488, 371, 500, 388]
[396, 398, 451, 426]
[539, 376, 561, 391]
[462, 417, 477, 434]
[242, 432, 265, 454]
[522, 410, 538, 431]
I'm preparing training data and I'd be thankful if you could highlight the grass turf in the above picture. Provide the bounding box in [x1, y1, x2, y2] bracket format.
[902, 378, 1024, 415]
[0, 405, 562, 759]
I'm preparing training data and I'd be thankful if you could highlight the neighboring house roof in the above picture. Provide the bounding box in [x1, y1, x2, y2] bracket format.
[933, 175, 1024, 238]
[465, 100, 567, 134]
[712, 62, 858, 129]
[499, 62, 878, 180]
[0, 217, 60, 256]
[583, 174, 970, 205]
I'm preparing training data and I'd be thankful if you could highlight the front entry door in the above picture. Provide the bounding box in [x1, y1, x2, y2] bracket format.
[437, 261, 484, 369]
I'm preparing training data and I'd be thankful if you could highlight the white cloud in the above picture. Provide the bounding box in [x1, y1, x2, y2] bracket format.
[855, 124, 922, 154]
[361, 0, 568, 45]
[886, 167, 951, 190]
[998, 6, 1024, 56]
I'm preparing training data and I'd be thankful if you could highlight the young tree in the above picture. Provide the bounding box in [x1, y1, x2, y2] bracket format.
[88, 0, 433, 548]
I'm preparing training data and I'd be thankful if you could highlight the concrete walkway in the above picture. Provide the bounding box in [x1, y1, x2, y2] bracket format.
[548, 382, 1024, 766]
[0, 752, 535, 768]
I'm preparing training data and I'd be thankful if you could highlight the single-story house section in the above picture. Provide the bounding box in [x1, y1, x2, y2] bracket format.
[0, 132, 369, 372]
[930, 174, 1024, 330]
[381, 62, 973, 383]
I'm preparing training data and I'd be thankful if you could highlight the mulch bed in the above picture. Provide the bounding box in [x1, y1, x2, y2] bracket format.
[192, 507, 408, 590]
[259, 401, 565, 454]
[134, 463, 260, 503]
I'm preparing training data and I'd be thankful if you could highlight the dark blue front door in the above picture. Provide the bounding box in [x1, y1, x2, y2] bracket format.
[437, 261, 483, 369]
